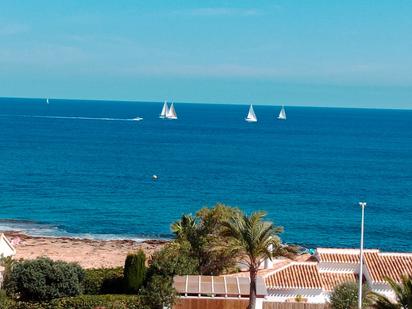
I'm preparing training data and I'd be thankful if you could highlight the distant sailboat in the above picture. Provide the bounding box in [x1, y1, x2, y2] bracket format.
[46, 98, 49, 104]
[159, 101, 169, 118]
[245, 104, 257, 122]
[277, 105, 286, 120]
[166, 103, 177, 120]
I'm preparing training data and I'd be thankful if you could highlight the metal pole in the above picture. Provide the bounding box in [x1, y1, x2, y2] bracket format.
[358, 202, 366, 309]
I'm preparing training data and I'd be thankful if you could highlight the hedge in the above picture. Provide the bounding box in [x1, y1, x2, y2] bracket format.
[4, 257, 85, 301]
[1, 294, 143, 309]
[83, 267, 124, 295]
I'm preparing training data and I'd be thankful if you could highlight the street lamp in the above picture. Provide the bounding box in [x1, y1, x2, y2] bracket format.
[358, 202, 367, 309]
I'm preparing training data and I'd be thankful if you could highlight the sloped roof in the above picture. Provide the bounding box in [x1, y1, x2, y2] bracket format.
[320, 272, 358, 291]
[364, 252, 412, 283]
[265, 262, 323, 289]
[316, 248, 378, 264]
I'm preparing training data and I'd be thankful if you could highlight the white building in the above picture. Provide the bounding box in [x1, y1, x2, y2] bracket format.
[263, 248, 412, 303]
[0, 233, 16, 288]
[173, 247, 412, 307]
[0, 233, 15, 258]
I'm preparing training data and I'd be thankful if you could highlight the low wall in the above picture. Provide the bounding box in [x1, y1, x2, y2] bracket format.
[263, 302, 331, 309]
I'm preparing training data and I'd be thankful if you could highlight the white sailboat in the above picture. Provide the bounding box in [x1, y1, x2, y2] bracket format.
[277, 105, 286, 120]
[159, 101, 169, 118]
[46, 98, 49, 104]
[166, 102, 177, 120]
[245, 104, 257, 122]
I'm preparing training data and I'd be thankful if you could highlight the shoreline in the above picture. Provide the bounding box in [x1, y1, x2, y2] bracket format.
[2, 231, 168, 269]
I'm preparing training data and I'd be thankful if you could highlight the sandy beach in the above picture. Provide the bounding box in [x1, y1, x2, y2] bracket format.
[3, 231, 167, 269]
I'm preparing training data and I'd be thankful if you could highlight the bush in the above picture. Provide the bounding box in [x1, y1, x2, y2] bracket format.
[83, 267, 124, 295]
[4, 257, 85, 302]
[147, 241, 199, 279]
[3, 295, 143, 309]
[0, 289, 15, 308]
[124, 250, 146, 293]
[50, 294, 143, 309]
[140, 275, 176, 309]
[330, 281, 372, 309]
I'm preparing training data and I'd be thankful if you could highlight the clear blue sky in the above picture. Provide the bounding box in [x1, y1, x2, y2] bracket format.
[1, 0, 412, 108]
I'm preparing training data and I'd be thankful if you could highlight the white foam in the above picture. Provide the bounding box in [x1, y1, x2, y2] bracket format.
[0, 220, 167, 243]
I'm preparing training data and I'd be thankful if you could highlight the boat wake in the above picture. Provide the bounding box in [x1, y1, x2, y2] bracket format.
[8, 115, 143, 122]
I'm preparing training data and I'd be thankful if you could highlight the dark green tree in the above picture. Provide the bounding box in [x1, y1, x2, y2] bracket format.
[124, 250, 146, 293]
[171, 203, 242, 275]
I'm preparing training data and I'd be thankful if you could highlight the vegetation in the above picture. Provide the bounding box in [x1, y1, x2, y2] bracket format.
[372, 275, 412, 309]
[0, 204, 307, 309]
[124, 250, 146, 294]
[83, 267, 124, 295]
[171, 203, 242, 275]
[0, 289, 14, 308]
[146, 241, 199, 278]
[140, 274, 176, 309]
[0, 294, 143, 309]
[330, 281, 373, 309]
[219, 210, 289, 309]
[4, 257, 85, 302]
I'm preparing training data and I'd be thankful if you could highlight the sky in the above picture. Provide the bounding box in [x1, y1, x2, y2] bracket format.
[0, 0, 412, 109]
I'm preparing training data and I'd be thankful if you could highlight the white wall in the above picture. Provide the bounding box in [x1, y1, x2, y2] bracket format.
[267, 288, 326, 304]
[318, 261, 358, 273]
[0, 234, 15, 258]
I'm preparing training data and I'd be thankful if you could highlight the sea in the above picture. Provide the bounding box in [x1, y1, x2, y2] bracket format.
[0, 97, 411, 251]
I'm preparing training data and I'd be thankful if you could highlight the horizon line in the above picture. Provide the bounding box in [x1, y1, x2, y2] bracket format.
[1, 95, 411, 111]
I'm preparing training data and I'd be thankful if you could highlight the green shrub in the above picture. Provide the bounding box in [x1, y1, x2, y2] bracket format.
[7, 295, 143, 309]
[4, 257, 85, 302]
[330, 281, 373, 309]
[83, 267, 124, 295]
[124, 250, 146, 293]
[0, 289, 15, 309]
[140, 275, 176, 309]
[50, 294, 143, 309]
[147, 241, 199, 279]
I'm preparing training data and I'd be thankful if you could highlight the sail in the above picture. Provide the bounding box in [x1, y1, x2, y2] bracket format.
[278, 106, 286, 120]
[160, 101, 168, 118]
[245, 104, 257, 122]
[166, 103, 177, 119]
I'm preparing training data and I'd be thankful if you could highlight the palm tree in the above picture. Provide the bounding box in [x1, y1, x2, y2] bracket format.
[171, 214, 197, 240]
[372, 275, 412, 309]
[220, 211, 287, 309]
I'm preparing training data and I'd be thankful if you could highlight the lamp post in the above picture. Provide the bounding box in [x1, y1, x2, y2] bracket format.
[358, 202, 367, 309]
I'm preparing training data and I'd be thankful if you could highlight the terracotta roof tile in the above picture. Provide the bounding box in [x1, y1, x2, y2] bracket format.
[320, 272, 358, 291]
[265, 263, 323, 289]
[364, 252, 412, 283]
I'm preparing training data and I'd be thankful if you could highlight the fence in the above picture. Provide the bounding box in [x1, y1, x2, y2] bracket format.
[174, 298, 331, 309]
[174, 298, 249, 309]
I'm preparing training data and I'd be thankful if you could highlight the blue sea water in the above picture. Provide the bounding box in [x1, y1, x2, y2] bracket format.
[0, 98, 411, 251]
